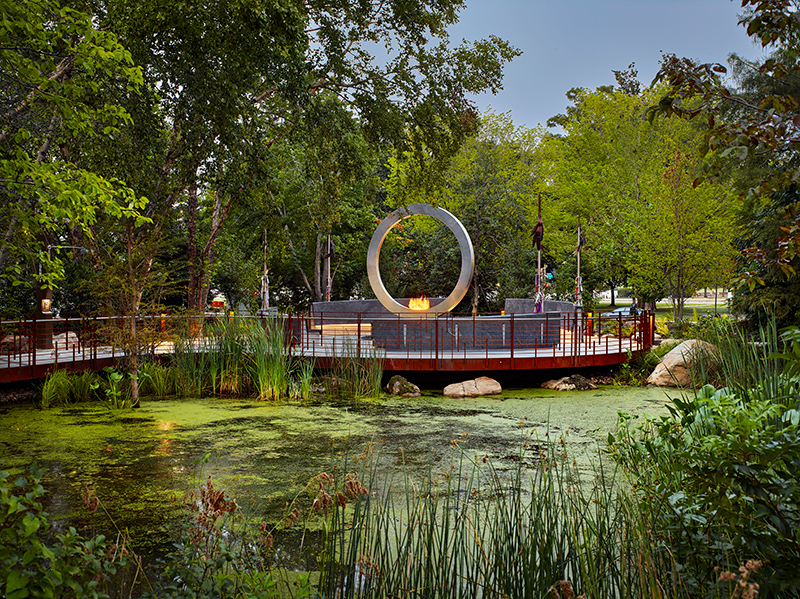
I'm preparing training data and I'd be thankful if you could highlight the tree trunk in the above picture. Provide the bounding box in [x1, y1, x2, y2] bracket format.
[187, 181, 200, 310]
[471, 272, 479, 316]
[314, 234, 323, 303]
[187, 186, 234, 313]
[128, 316, 140, 409]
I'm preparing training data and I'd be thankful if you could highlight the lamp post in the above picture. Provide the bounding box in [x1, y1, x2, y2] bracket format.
[36, 245, 88, 349]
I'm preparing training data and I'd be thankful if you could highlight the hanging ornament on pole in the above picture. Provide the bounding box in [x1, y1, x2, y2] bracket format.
[324, 234, 336, 302]
[533, 193, 544, 313]
[574, 218, 585, 308]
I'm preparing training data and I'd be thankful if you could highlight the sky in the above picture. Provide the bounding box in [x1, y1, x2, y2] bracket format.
[449, 0, 766, 130]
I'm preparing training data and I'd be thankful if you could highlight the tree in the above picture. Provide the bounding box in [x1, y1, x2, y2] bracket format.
[0, 0, 147, 297]
[545, 78, 659, 306]
[545, 75, 739, 317]
[80, 0, 519, 314]
[649, 0, 800, 283]
[627, 149, 737, 318]
[384, 112, 544, 313]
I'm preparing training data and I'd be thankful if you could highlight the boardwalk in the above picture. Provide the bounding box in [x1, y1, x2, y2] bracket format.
[1, 311, 654, 382]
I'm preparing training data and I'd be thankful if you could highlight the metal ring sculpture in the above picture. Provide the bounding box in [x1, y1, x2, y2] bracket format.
[367, 204, 474, 316]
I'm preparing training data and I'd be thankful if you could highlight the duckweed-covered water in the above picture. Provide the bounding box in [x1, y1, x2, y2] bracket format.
[0, 386, 675, 558]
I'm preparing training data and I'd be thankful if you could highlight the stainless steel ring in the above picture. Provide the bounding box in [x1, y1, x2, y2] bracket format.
[366, 204, 474, 316]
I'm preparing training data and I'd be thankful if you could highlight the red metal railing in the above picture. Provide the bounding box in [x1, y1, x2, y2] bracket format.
[1, 310, 654, 381]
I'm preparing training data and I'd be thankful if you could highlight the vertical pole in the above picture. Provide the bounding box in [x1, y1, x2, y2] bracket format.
[435, 317, 439, 366]
[510, 313, 515, 361]
[31, 313, 37, 379]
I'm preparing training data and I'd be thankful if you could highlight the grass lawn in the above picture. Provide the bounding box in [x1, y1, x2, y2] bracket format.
[594, 295, 730, 320]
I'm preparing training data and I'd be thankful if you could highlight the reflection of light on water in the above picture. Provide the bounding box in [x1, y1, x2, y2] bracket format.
[156, 438, 172, 456]
[156, 421, 177, 455]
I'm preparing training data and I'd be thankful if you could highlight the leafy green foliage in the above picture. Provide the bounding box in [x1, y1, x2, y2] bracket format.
[649, 1, 800, 287]
[610, 323, 800, 596]
[0, 0, 148, 291]
[546, 79, 737, 316]
[610, 388, 800, 596]
[0, 465, 128, 599]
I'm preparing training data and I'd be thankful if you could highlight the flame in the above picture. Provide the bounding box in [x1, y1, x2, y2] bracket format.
[408, 296, 430, 311]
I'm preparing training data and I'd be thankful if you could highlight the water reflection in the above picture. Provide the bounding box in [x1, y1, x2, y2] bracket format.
[0, 387, 672, 560]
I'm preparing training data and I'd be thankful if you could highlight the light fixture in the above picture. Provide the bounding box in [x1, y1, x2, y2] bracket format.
[41, 298, 52, 313]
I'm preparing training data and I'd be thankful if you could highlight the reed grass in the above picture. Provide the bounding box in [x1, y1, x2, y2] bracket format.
[138, 361, 176, 398]
[326, 340, 384, 400]
[691, 318, 781, 395]
[312, 436, 704, 599]
[71, 371, 100, 402]
[168, 316, 383, 402]
[293, 358, 315, 402]
[40, 370, 102, 407]
[40, 370, 73, 407]
[172, 337, 206, 398]
[247, 318, 291, 401]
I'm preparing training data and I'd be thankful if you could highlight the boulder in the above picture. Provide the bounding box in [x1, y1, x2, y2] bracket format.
[52, 332, 80, 351]
[646, 339, 717, 388]
[541, 374, 597, 391]
[443, 376, 502, 398]
[385, 375, 421, 398]
[0, 335, 30, 354]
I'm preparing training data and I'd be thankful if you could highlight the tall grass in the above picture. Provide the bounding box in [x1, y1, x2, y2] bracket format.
[40, 370, 73, 407]
[691, 318, 783, 396]
[172, 335, 207, 398]
[311, 437, 708, 599]
[40, 370, 100, 407]
[292, 358, 315, 402]
[169, 316, 384, 402]
[689, 319, 799, 424]
[247, 317, 291, 401]
[138, 361, 177, 398]
[326, 340, 384, 400]
[71, 371, 100, 402]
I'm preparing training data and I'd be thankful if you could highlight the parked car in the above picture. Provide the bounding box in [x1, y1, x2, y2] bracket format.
[601, 304, 640, 318]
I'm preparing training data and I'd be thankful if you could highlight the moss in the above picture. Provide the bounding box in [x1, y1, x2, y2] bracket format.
[0, 388, 671, 562]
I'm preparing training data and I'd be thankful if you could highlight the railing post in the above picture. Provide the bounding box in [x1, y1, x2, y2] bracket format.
[357, 313, 362, 358]
[435, 317, 439, 365]
[510, 313, 514, 361]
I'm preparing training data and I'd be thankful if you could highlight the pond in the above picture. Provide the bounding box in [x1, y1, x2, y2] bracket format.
[0, 385, 675, 564]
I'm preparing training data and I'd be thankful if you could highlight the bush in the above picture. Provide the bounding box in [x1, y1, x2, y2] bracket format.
[0, 465, 129, 599]
[609, 385, 800, 596]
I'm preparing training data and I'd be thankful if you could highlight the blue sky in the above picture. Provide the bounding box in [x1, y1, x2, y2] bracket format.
[449, 0, 765, 129]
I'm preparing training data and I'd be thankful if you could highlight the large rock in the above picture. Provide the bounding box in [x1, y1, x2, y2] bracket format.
[646, 339, 717, 388]
[384, 375, 421, 397]
[443, 376, 502, 398]
[52, 332, 80, 351]
[0, 335, 30, 354]
[541, 374, 597, 391]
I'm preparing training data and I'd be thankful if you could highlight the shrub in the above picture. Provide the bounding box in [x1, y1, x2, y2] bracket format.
[609, 385, 800, 596]
[0, 465, 129, 599]
[145, 477, 280, 599]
